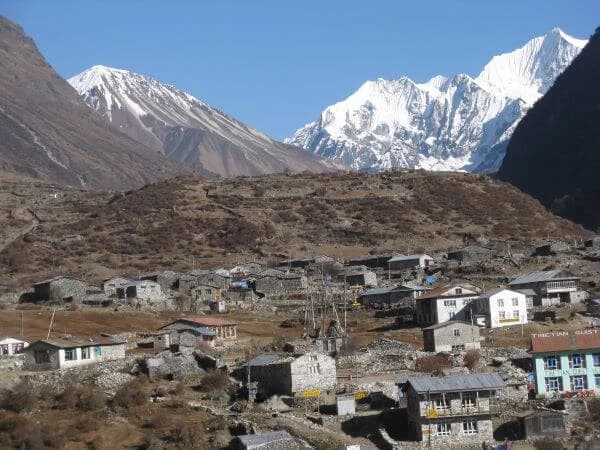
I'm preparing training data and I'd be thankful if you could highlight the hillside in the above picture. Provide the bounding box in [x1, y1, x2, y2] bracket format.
[0, 171, 587, 287]
[0, 16, 186, 189]
[498, 27, 600, 230]
[69, 65, 343, 177]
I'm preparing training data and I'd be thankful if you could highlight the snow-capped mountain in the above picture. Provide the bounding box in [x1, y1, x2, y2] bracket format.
[69, 66, 341, 177]
[287, 28, 587, 173]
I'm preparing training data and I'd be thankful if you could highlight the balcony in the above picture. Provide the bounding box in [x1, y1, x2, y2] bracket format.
[546, 281, 577, 293]
[423, 403, 492, 418]
[498, 317, 520, 324]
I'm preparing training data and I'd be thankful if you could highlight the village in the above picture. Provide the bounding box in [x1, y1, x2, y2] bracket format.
[1, 236, 600, 449]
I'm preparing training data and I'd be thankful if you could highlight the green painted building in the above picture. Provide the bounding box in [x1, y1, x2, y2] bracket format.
[531, 330, 600, 396]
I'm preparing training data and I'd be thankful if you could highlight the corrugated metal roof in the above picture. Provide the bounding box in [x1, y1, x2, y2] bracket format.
[389, 254, 432, 262]
[516, 288, 536, 296]
[30, 335, 123, 349]
[238, 431, 295, 448]
[402, 372, 506, 393]
[509, 270, 578, 285]
[422, 320, 479, 331]
[247, 353, 289, 367]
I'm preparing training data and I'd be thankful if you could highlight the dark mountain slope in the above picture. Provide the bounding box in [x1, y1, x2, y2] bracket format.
[498, 27, 600, 230]
[0, 16, 186, 189]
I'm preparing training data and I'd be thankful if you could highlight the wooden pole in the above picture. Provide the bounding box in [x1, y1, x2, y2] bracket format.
[46, 308, 55, 340]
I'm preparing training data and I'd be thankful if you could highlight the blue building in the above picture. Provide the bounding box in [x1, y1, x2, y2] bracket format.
[531, 330, 600, 396]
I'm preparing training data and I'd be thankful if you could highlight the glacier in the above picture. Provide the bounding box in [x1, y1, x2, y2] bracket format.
[287, 28, 587, 173]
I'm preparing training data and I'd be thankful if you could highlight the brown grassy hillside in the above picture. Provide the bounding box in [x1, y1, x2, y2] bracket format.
[0, 170, 588, 287]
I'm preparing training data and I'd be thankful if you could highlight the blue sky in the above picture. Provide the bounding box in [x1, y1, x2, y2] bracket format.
[1, 1, 597, 140]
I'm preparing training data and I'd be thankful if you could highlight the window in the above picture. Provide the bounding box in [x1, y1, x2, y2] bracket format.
[444, 300, 456, 307]
[434, 395, 449, 410]
[452, 344, 465, 352]
[64, 348, 77, 361]
[512, 310, 520, 319]
[595, 375, 600, 388]
[436, 422, 451, 436]
[308, 364, 319, 374]
[455, 288, 463, 295]
[498, 311, 506, 319]
[545, 377, 562, 392]
[569, 354, 585, 369]
[463, 420, 478, 435]
[309, 355, 318, 361]
[0, 345, 8, 355]
[543, 355, 560, 370]
[570, 375, 587, 391]
[593, 353, 600, 367]
[497, 298, 504, 307]
[81, 347, 91, 359]
[449, 312, 456, 319]
[12, 343, 23, 353]
[453, 329, 461, 337]
[512, 297, 519, 306]
[461, 392, 476, 408]
[34, 350, 50, 364]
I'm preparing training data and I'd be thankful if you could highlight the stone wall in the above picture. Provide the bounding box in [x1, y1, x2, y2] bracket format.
[424, 323, 481, 352]
[290, 352, 337, 394]
[419, 417, 493, 447]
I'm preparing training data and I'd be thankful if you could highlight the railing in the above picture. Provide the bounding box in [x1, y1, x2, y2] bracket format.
[424, 404, 490, 418]
[498, 317, 520, 323]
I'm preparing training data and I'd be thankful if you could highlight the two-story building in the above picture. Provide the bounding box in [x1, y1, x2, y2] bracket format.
[531, 330, 600, 396]
[470, 288, 528, 329]
[415, 284, 480, 327]
[360, 283, 430, 309]
[399, 373, 505, 445]
[422, 321, 482, 353]
[509, 270, 585, 307]
[161, 317, 237, 343]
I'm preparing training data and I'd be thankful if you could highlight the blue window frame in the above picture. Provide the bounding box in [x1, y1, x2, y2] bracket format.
[595, 375, 600, 388]
[593, 353, 600, 367]
[570, 375, 587, 391]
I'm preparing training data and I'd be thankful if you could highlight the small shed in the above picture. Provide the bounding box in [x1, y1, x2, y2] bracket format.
[337, 394, 356, 416]
[517, 410, 567, 439]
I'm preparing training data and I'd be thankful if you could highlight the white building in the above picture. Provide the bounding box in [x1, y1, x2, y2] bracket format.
[0, 336, 29, 356]
[22, 336, 125, 371]
[388, 254, 435, 270]
[102, 277, 132, 296]
[471, 288, 528, 328]
[415, 284, 480, 326]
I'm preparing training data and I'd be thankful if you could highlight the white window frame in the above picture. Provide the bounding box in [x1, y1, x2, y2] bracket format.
[462, 419, 478, 435]
[498, 311, 506, 319]
[545, 376, 562, 391]
[64, 348, 77, 361]
[544, 355, 559, 370]
[569, 353, 584, 369]
[461, 392, 476, 408]
[594, 353, 600, 367]
[81, 347, 91, 360]
[570, 375, 587, 391]
[497, 298, 504, 307]
[436, 422, 451, 436]
[512, 297, 519, 306]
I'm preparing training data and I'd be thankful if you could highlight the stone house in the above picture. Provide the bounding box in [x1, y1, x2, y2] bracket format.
[585, 236, 600, 249]
[422, 321, 482, 353]
[447, 246, 492, 263]
[187, 270, 231, 290]
[508, 270, 585, 307]
[158, 321, 217, 349]
[415, 284, 480, 327]
[533, 241, 571, 256]
[388, 254, 434, 270]
[32, 276, 90, 303]
[347, 254, 393, 269]
[517, 410, 567, 440]
[254, 269, 307, 296]
[399, 372, 505, 445]
[344, 266, 377, 287]
[0, 336, 29, 356]
[23, 335, 125, 371]
[122, 280, 164, 301]
[231, 431, 299, 450]
[531, 329, 600, 396]
[102, 277, 132, 297]
[161, 317, 237, 343]
[247, 351, 337, 397]
[190, 284, 221, 311]
[360, 283, 430, 308]
[470, 288, 528, 329]
[140, 271, 181, 292]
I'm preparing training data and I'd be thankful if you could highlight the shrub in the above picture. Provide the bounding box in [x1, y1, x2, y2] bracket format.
[113, 379, 147, 409]
[198, 370, 230, 394]
[417, 354, 451, 374]
[464, 349, 480, 370]
[533, 437, 564, 450]
[0, 381, 38, 413]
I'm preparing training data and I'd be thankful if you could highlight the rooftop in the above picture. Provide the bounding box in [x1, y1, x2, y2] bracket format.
[509, 270, 579, 285]
[531, 330, 600, 353]
[179, 316, 237, 327]
[237, 431, 295, 448]
[417, 284, 478, 301]
[400, 372, 506, 393]
[388, 253, 432, 262]
[422, 320, 480, 331]
[475, 287, 522, 300]
[247, 353, 290, 366]
[29, 335, 123, 349]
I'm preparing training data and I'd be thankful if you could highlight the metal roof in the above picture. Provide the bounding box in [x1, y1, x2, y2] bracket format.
[401, 372, 506, 393]
[422, 320, 480, 331]
[516, 288, 536, 296]
[361, 287, 393, 296]
[509, 270, 579, 285]
[247, 353, 290, 367]
[237, 431, 295, 448]
[388, 254, 432, 262]
[475, 287, 522, 300]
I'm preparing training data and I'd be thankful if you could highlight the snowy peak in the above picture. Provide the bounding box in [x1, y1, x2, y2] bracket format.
[288, 27, 587, 173]
[475, 28, 587, 103]
[70, 65, 341, 177]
